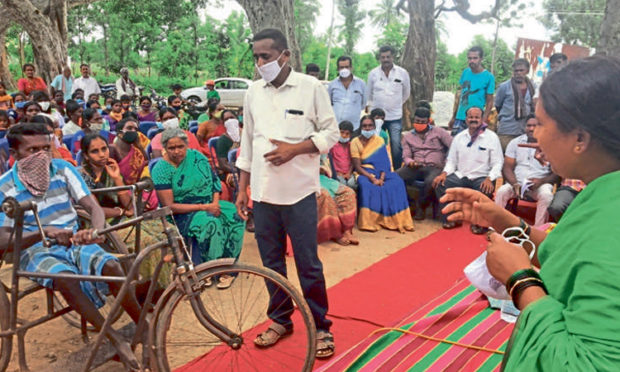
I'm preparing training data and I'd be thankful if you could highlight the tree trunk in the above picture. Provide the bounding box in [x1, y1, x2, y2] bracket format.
[401, 0, 436, 129]
[103, 24, 109, 76]
[597, 0, 620, 57]
[236, 0, 303, 72]
[1, 0, 68, 83]
[0, 23, 16, 89]
[324, 0, 336, 80]
[490, 18, 500, 75]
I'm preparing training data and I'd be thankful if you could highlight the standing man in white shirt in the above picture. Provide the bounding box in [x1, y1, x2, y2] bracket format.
[235, 28, 340, 359]
[328, 56, 366, 131]
[495, 114, 558, 225]
[433, 106, 503, 233]
[115, 67, 137, 100]
[366, 45, 410, 168]
[72, 64, 101, 100]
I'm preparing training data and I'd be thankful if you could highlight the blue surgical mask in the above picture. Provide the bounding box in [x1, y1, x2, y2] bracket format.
[361, 129, 375, 139]
[339, 137, 350, 143]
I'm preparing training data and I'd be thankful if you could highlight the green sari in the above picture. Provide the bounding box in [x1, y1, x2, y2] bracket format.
[151, 149, 245, 263]
[503, 170, 620, 371]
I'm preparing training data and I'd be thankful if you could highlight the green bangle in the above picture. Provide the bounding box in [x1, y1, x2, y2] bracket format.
[506, 268, 540, 293]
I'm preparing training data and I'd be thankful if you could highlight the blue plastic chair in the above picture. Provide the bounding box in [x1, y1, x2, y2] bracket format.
[189, 126, 198, 135]
[139, 122, 157, 135]
[62, 134, 74, 150]
[188, 120, 198, 129]
[207, 136, 220, 170]
[148, 158, 161, 173]
[227, 148, 239, 164]
[0, 131, 6, 139]
[75, 150, 83, 165]
[147, 127, 162, 140]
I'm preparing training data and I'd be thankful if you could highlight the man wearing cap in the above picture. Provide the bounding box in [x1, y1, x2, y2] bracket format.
[116, 68, 137, 100]
[205, 80, 220, 102]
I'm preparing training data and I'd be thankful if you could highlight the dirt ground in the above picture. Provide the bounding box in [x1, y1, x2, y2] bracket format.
[2, 218, 442, 372]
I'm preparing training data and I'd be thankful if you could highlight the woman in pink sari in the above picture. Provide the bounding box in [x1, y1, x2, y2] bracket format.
[114, 117, 158, 210]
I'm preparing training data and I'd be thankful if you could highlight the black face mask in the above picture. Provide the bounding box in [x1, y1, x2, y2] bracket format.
[121, 130, 138, 144]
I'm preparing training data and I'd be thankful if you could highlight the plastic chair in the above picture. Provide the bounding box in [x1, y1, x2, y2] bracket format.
[0, 131, 6, 139]
[147, 127, 162, 140]
[148, 158, 161, 173]
[189, 126, 198, 135]
[75, 150, 83, 165]
[145, 143, 153, 160]
[227, 148, 239, 164]
[188, 120, 198, 129]
[62, 134, 74, 150]
[207, 136, 220, 170]
[139, 121, 157, 135]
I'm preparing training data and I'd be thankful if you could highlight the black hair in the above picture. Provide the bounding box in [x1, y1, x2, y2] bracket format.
[65, 100, 82, 115]
[120, 94, 131, 102]
[359, 115, 376, 128]
[6, 122, 51, 149]
[171, 83, 183, 90]
[539, 55, 620, 159]
[53, 90, 64, 97]
[160, 106, 178, 118]
[71, 90, 83, 100]
[30, 114, 54, 127]
[221, 109, 237, 121]
[80, 63, 89, 69]
[465, 106, 483, 116]
[336, 56, 353, 67]
[525, 113, 537, 122]
[82, 107, 98, 122]
[13, 92, 27, 101]
[81, 132, 108, 154]
[117, 117, 138, 132]
[207, 98, 220, 112]
[416, 100, 432, 111]
[378, 46, 395, 55]
[549, 53, 568, 64]
[111, 99, 121, 106]
[513, 58, 530, 70]
[167, 95, 180, 105]
[122, 111, 139, 120]
[0, 110, 8, 121]
[413, 107, 431, 119]
[469, 46, 484, 59]
[31, 90, 49, 102]
[370, 108, 386, 119]
[86, 99, 100, 108]
[252, 28, 288, 51]
[22, 63, 35, 72]
[305, 63, 320, 74]
[21, 102, 42, 119]
[139, 96, 152, 104]
[338, 120, 354, 132]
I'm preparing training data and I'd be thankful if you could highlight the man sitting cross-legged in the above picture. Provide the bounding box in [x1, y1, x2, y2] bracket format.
[495, 114, 558, 226]
[0, 123, 144, 370]
[433, 106, 503, 234]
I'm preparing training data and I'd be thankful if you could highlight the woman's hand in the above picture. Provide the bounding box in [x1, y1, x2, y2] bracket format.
[104, 159, 122, 180]
[124, 207, 134, 217]
[486, 232, 532, 284]
[440, 187, 514, 228]
[203, 202, 221, 217]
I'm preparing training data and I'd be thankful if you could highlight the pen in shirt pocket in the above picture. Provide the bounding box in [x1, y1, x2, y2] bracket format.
[284, 109, 304, 119]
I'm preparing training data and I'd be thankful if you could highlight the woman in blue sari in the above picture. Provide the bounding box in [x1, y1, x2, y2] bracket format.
[351, 115, 414, 232]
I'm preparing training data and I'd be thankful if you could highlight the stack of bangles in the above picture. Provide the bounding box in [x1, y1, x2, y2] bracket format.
[506, 268, 548, 309]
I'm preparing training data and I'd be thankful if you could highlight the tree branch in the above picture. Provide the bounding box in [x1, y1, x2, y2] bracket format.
[439, 0, 502, 23]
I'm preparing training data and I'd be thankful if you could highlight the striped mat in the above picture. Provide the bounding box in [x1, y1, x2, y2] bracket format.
[317, 279, 514, 372]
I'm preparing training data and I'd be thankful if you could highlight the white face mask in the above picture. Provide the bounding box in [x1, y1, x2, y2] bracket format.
[50, 134, 61, 148]
[90, 123, 104, 132]
[224, 118, 241, 142]
[256, 51, 285, 83]
[162, 117, 180, 129]
[339, 68, 351, 79]
[374, 119, 384, 129]
[39, 101, 50, 111]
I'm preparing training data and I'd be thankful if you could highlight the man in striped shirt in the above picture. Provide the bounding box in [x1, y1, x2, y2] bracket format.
[0, 123, 141, 369]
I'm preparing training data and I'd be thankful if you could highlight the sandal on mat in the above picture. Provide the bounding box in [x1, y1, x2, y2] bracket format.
[254, 323, 293, 348]
[316, 330, 335, 359]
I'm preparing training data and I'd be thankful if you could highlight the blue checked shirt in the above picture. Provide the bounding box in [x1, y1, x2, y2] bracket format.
[328, 76, 367, 130]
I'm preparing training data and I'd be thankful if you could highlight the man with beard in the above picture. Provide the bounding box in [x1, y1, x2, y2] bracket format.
[495, 58, 537, 151]
[398, 107, 452, 220]
[495, 114, 558, 225]
[433, 106, 503, 233]
[448, 46, 495, 136]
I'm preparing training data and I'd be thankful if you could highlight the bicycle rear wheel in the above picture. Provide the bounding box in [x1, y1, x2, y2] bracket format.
[154, 262, 316, 372]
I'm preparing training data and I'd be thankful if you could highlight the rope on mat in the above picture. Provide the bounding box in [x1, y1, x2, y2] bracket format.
[368, 327, 505, 355]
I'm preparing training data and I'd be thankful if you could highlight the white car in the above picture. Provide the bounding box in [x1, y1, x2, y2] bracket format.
[180, 77, 252, 107]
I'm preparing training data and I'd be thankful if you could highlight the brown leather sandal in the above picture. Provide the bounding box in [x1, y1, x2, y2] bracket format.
[253, 323, 293, 348]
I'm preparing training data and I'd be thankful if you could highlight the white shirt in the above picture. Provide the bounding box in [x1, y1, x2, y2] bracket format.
[366, 64, 411, 121]
[505, 134, 551, 184]
[62, 121, 81, 136]
[443, 128, 504, 181]
[72, 76, 101, 98]
[237, 70, 340, 205]
[116, 77, 137, 99]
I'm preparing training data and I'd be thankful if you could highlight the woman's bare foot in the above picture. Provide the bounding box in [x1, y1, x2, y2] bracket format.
[344, 230, 359, 245]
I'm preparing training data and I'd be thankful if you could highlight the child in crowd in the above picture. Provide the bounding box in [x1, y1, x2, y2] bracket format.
[0, 82, 13, 109]
[0, 110, 10, 130]
[329, 120, 357, 190]
[120, 94, 133, 113]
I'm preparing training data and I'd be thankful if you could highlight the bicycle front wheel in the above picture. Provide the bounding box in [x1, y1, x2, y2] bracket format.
[154, 262, 316, 372]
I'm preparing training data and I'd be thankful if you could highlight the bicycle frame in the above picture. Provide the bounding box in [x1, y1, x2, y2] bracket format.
[1, 197, 245, 372]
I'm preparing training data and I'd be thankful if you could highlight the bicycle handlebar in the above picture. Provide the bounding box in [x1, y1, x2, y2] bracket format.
[1, 197, 36, 218]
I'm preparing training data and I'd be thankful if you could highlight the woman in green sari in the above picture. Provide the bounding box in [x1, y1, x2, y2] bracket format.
[442, 55, 620, 370]
[151, 128, 245, 288]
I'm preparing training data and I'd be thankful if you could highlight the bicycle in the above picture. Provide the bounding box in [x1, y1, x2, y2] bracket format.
[0, 194, 316, 371]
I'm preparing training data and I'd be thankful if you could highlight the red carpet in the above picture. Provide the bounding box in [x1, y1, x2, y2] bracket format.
[178, 225, 487, 371]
